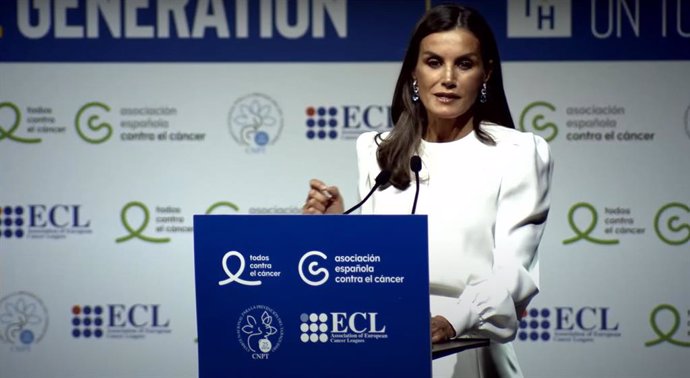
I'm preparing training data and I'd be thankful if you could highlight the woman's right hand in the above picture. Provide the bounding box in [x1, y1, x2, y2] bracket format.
[302, 179, 344, 214]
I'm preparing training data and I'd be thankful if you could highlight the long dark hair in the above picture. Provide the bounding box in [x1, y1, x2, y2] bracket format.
[377, 4, 514, 190]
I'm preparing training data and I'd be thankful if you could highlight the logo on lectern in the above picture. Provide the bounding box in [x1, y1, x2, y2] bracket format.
[298, 250, 330, 286]
[299, 311, 388, 345]
[236, 305, 284, 359]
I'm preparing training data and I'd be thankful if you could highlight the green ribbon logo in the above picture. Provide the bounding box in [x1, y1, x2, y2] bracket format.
[645, 304, 690, 347]
[75, 102, 113, 144]
[206, 201, 240, 214]
[0, 102, 42, 143]
[519, 101, 558, 142]
[654, 202, 690, 246]
[562, 202, 620, 245]
[115, 201, 170, 244]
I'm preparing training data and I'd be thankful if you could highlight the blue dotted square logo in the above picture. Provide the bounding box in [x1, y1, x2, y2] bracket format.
[299, 312, 329, 343]
[306, 106, 339, 140]
[0, 206, 25, 239]
[71, 305, 105, 339]
[518, 308, 551, 342]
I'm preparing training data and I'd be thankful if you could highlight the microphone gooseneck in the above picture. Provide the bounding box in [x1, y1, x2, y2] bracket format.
[343, 170, 391, 214]
[410, 156, 422, 214]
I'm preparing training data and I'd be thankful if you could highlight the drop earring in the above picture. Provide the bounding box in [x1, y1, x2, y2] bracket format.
[412, 80, 420, 102]
[480, 82, 488, 104]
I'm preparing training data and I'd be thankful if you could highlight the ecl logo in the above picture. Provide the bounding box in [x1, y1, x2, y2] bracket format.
[307, 105, 393, 140]
[29, 205, 90, 228]
[108, 304, 170, 328]
[555, 307, 619, 331]
[331, 312, 386, 334]
[341, 106, 392, 131]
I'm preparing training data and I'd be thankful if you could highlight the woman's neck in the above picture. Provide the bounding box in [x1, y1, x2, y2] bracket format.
[424, 113, 474, 142]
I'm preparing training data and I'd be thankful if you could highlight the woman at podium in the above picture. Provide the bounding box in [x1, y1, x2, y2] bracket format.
[303, 4, 553, 378]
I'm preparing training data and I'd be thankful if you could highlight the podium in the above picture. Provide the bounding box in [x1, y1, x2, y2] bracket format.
[432, 339, 490, 360]
[194, 214, 487, 378]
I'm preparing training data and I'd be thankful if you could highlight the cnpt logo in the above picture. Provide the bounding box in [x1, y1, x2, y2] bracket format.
[508, 0, 572, 37]
[75, 102, 113, 144]
[228, 93, 283, 153]
[645, 304, 690, 347]
[0, 292, 49, 351]
[0, 102, 41, 143]
[519, 101, 558, 142]
[654, 202, 689, 246]
[0, 204, 91, 240]
[305, 105, 392, 140]
[518, 306, 620, 343]
[237, 305, 284, 359]
[71, 304, 171, 340]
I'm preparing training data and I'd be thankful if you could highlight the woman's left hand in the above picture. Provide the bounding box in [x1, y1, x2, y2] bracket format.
[431, 315, 456, 343]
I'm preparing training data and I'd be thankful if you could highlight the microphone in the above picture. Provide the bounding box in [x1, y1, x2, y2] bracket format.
[343, 170, 391, 214]
[410, 156, 422, 214]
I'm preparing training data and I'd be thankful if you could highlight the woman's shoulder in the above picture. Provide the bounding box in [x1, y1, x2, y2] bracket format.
[482, 122, 548, 149]
[482, 122, 551, 166]
[356, 131, 389, 153]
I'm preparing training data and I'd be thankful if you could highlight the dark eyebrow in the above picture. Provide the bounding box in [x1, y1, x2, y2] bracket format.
[420, 51, 481, 60]
[420, 51, 441, 59]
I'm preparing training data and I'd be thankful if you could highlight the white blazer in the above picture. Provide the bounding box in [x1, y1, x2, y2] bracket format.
[356, 124, 553, 378]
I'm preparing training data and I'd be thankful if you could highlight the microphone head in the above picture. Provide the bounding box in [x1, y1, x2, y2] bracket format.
[410, 156, 422, 172]
[375, 170, 392, 185]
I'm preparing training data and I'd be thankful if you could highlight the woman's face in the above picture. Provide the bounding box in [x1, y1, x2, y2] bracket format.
[413, 28, 490, 124]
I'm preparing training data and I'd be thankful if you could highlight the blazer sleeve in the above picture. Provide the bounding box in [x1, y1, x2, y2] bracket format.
[444, 133, 553, 342]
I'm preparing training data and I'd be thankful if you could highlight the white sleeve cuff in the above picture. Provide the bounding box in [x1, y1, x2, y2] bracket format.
[445, 278, 518, 343]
